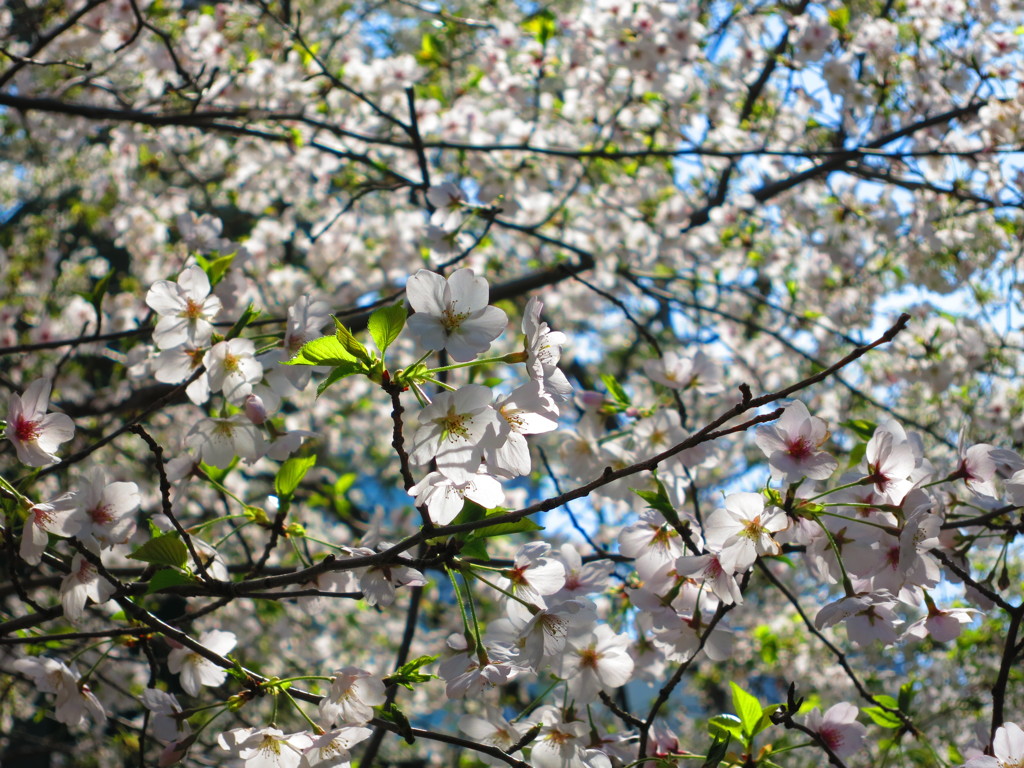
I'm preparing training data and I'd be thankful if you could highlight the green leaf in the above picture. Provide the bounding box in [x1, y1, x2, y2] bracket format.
[459, 538, 490, 560]
[286, 335, 359, 366]
[275, 455, 317, 499]
[316, 364, 365, 397]
[898, 681, 915, 712]
[200, 458, 236, 485]
[863, 696, 902, 728]
[385, 655, 439, 690]
[702, 737, 730, 768]
[863, 706, 902, 728]
[333, 316, 373, 365]
[753, 704, 782, 737]
[630, 475, 685, 529]
[848, 441, 867, 467]
[88, 271, 113, 315]
[368, 303, 407, 354]
[146, 568, 195, 594]
[522, 8, 557, 45]
[380, 702, 415, 744]
[841, 419, 877, 441]
[708, 714, 743, 740]
[195, 252, 236, 287]
[225, 302, 260, 340]
[730, 682, 763, 739]
[601, 373, 631, 406]
[129, 532, 188, 568]
[465, 517, 544, 541]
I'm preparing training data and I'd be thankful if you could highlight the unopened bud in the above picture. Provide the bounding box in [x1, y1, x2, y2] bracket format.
[575, 390, 605, 411]
[243, 393, 267, 425]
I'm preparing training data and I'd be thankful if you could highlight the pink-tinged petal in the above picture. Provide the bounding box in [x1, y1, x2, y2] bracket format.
[406, 270, 448, 315]
[21, 515, 49, 564]
[20, 378, 53, 419]
[36, 413, 75, 451]
[754, 426, 789, 455]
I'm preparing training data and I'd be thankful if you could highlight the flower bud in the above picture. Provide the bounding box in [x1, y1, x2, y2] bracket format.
[575, 390, 605, 411]
[243, 393, 267, 425]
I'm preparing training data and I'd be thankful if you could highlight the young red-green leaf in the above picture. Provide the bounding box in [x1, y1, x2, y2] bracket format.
[385, 655, 439, 690]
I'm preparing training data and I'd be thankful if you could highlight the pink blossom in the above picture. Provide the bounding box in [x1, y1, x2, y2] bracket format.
[805, 702, 867, 758]
[754, 400, 838, 482]
[5, 378, 75, 467]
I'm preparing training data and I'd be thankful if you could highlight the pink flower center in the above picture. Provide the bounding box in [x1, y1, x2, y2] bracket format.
[819, 724, 845, 750]
[90, 504, 114, 525]
[786, 436, 814, 460]
[14, 416, 41, 443]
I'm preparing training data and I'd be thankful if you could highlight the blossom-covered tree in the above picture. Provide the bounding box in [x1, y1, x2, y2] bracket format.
[1, 1, 1023, 766]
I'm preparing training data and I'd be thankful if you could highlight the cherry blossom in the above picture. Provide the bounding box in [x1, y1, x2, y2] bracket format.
[486, 380, 560, 477]
[408, 469, 504, 525]
[60, 552, 116, 622]
[145, 265, 223, 350]
[167, 629, 237, 696]
[5, 378, 75, 467]
[643, 350, 724, 393]
[204, 338, 264, 405]
[185, 414, 267, 468]
[804, 702, 867, 758]
[318, 667, 386, 726]
[754, 399, 837, 482]
[556, 624, 635, 701]
[20, 492, 79, 565]
[409, 384, 501, 480]
[962, 722, 1024, 768]
[405, 268, 508, 361]
[300, 727, 373, 768]
[218, 727, 313, 768]
[523, 296, 573, 402]
[68, 469, 141, 549]
[703, 492, 789, 573]
[13, 657, 106, 728]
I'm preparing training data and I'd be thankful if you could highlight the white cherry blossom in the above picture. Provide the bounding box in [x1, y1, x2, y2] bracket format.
[167, 629, 237, 696]
[146, 265, 223, 349]
[405, 268, 507, 362]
